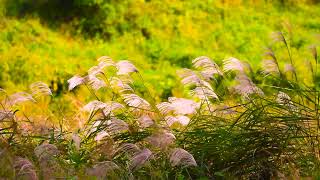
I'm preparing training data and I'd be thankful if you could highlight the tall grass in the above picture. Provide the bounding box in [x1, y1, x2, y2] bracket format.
[0, 32, 319, 179]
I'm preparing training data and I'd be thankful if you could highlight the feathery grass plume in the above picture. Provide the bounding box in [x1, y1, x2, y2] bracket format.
[168, 97, 199, 115]
[34, 144, 60, 178]
[94, 130, 109, 141]
[156, 102, 175, 115]
[89, 57, 115, 76]
[95, 138, 114, 159]
[165, 115, 190, 126]
[88, 65, 103, 77]
[82, 100, 106, 112]
[102, 101, 125, 115]
[88, 120, 103, 133]
[116, 60, 138, 75]
[87, 161, 119, 178]
[177, 68, 202, 86]
[13, 157, 38, 180]
[34, 144, 59, 161]
[88, 75, 106, 90]
[30, 82, 52, 97]
[190, 86, 218, 100]
[67, 75, 85, 91]
[122, 94, 151, 110]
[233, 73, 264, 98]
[8, 92, 35, 105]
[110, 77, 134, 93]
[146, 131, 176, 149]
[284, 63, 295, 73]
[264, 47, 278, 61]
[169, 148, 197, 167]
[177, 67, 218, 101]
[157, 97, 199, 115]
[309, 45, 318, 63]
[262, 59, 280, 75]
[223, 57, 245, 72]
[0, 110, 14, 121]
[271, 31, 287, 44]
[137, 114, 154, 128]
[113, 143, 140, 157]
[276, 91, 291, 105]
[97, 56, 115, 67]
[276, 91, 297, 111]
[72, 133, 81, 150]
[192, 56, 223, 79]
[107, 117, 129, 135]
[129, 148, 153, 171]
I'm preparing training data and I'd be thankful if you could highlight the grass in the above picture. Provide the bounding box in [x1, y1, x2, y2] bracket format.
[1, 1, 320, 98]
[0, 0, 320, 179]
[1, 38, 320, 178]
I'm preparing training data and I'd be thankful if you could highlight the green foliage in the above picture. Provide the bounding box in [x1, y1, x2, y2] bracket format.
[1, 1, 320, 97]
[1, 0, 320, 179]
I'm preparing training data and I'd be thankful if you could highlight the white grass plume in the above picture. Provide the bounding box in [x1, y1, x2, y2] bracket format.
[34, 144, 59, 161]
[137, 114, 154, 128]
[94, 130, 110, 141]
[87, 161, 119, 178]
[276, 91, 297, 111]
[68, 75, 85, 91]
[116, 60, 138, 75]
[113, 143, 140, 157]
[129, 148, 152, 171]
[233, 73, 263, 98]
[82, 100, 107, 112]
[8, 92, 35, 105]
[177, 69, 202, 86]
[168, 97, 199, 115]
[165, 115, 190, 126]
[122, 94, 151, 110]
[192, 56, 223, 79]
[284, 63, 295, 73]
[223, 57, 245, 72]
[97, 56, 115, 65]
[190, 86, 218, 100]
[110, 77, 134, 93]
[107, 117, 129, 135]
[271, 31, 286, 44]
[103, 101, 125, 115]
[157, 97, 199, 115]
[13, 157, 38, 180]
[169, 148, 197, 167]
[156, 102, 175, 115]
[30, 82, 52, 97]
[146, 131, 176, 148]
[88, 75, 106, 90]
[262, 59, 280, 75]
[89, 56, 115, 76]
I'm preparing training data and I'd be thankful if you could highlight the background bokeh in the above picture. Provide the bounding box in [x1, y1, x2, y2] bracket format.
[1, 0, 319, 98]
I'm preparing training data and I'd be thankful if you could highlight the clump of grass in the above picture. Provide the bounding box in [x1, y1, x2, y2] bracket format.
[0, 32, 319, 179]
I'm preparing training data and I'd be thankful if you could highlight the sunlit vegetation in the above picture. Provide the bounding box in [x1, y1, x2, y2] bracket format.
[0, 0, 320, 179]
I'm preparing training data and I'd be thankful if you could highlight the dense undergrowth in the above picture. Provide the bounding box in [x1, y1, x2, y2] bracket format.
[0, 31, 320, 179]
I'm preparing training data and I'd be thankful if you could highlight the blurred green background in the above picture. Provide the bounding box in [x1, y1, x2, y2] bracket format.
[0, 0, 320, 98]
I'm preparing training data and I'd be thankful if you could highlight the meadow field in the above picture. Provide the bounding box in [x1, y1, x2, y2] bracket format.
[0, 0, 320, 179]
